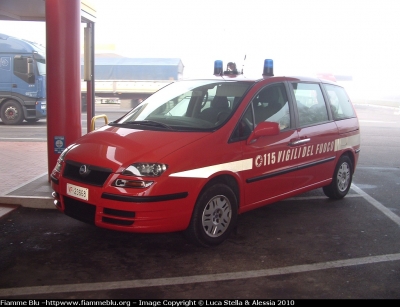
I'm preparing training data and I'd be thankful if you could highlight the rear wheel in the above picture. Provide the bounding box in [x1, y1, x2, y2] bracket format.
[1, 100, 24, 125]
[185, 183, 237, 247]
[323, 155, 353, 199]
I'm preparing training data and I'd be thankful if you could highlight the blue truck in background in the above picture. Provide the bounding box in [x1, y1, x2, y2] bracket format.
[0, 33, 46, 125]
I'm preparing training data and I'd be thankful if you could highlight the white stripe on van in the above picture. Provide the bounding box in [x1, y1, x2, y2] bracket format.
[170, 133, 360, 179]
[169, 158, 253, 178]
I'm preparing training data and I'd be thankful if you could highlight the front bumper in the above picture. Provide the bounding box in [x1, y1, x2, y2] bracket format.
[51, 174, 198, 233]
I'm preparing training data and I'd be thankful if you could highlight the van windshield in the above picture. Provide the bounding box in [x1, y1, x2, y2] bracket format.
[113, 80, 252, 131]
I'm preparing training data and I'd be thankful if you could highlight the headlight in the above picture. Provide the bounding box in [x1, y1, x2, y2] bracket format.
[54, 144, 76, 172]
[122, 163, 167, 177]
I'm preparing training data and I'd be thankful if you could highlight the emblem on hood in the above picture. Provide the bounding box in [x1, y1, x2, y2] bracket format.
[79, 165, 91, 177]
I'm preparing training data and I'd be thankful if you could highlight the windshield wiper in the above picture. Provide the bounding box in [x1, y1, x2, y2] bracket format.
[119, 120, 174, 130]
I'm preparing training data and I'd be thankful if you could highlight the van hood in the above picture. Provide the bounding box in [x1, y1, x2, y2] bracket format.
[65, 126, 208, 172]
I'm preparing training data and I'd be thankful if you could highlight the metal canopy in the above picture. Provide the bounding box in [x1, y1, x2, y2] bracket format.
[0, 0, 45, 21]
[0, 0, 96, 22]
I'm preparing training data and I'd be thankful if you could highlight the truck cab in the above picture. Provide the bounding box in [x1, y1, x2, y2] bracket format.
[0, 33, 46, 125]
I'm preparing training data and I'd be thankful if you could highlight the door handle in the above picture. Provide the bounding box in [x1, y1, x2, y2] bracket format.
[289, 138, 310, 146]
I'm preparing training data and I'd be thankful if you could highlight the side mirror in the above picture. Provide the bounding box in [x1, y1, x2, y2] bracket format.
[27, 58, 35, 84]
[247, 121, 279, 145]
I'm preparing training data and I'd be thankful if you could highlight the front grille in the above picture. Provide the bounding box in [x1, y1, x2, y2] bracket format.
[63, 160, 112, 186]
[64, 196, 96, 225]
[63, 195, 136, 228]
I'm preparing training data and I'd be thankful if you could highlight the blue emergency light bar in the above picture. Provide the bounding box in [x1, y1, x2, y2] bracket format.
[214, 58, 274, 76]
[263, 59, 274, 77]
[214, 60, 223, 75]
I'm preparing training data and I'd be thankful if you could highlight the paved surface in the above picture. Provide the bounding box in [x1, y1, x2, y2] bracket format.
[0, 142, 52, 211]
[0, 104, 130, 215]
[1, 183, 400, 299]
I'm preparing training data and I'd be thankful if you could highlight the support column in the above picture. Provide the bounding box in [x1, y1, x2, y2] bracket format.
[46, 0, 82, 177]
[84, 22, 95, 132]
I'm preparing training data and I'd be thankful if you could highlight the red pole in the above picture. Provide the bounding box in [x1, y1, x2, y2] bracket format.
[46, 0, 82, 179]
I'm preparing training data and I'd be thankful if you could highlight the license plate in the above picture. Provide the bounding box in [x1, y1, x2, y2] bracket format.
[41, 105, 46, 110]
[66, 183, 89, 201]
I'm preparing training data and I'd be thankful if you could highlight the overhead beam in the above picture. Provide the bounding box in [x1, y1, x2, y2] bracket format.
[0, 0, 45, 21]
[0, 0, 96, 22]
[0, 9, 22, 21]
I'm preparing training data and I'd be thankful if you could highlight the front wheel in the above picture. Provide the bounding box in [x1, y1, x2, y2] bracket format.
[185, 183, 238, 247]
[1, 100, 24, 125]
[323, 155, 353, 199]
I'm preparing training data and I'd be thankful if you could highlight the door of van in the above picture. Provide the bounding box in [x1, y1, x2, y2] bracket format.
[288, 82, 338, 190]
[238, 82, 299, 210]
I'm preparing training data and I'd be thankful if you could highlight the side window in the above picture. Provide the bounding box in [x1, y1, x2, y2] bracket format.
[13, 56, 35, 84]
[323, 84, 355, 120]
[252, 83, 290, 130]
[14, 57, 28, 74]
[292, 83, 329, 127]
[231, 105, 254, 141]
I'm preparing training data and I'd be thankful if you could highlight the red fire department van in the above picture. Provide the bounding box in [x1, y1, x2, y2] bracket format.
[51, 60, 360, 247]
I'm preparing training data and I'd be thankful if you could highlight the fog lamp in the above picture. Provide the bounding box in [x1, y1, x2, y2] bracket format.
[113, 179, 154, 188]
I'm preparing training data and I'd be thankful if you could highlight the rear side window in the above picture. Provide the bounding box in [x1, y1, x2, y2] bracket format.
[291, 83, 329, 127]
[323, 84, 355, 120]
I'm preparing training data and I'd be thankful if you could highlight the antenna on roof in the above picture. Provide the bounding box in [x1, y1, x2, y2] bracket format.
[241, 54, 246, 74]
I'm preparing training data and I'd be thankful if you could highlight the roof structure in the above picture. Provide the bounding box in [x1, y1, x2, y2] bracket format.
[83, 57, 185, 80]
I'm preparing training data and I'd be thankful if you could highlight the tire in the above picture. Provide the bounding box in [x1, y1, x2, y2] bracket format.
[185, 183, 238, 247]
[1, 100, 24, 125]
[323, 155, 353, 199]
